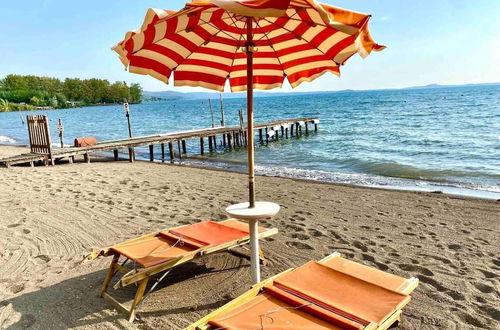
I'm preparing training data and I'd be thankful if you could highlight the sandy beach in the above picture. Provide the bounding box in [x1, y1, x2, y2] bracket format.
[0, 145, 498, 329]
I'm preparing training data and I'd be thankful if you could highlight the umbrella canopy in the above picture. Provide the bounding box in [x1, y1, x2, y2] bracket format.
[113, 0, 383, 283]
[113, 0, 384, 208]
[113, 0, 384, 93]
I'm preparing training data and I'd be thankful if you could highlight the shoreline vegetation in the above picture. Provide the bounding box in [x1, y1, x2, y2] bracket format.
[0, 74, 143, 112]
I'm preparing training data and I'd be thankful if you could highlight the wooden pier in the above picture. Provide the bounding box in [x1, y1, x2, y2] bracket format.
[0, 117, 319, 168]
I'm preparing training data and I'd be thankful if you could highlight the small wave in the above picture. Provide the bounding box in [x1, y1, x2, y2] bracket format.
[252, 165, 500, 199]
[347, 159, 500, 183]
[0, 136, 17, 144]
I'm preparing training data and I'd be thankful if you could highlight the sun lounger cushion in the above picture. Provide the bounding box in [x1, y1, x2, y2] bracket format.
[168, 221, 249, 246]
[110, 221, 259, 268]
[323, 256, 411, 294]
[111, 236, 194, 268]
[209, 293, 344, 330]
[274, 261, 410, 325]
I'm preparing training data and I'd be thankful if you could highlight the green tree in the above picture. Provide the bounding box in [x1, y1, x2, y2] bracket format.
[129, 83, 143, 103]
[29, 96, 40, 106]
[0, 74, 29, 91]
[63, 78, 84, 101]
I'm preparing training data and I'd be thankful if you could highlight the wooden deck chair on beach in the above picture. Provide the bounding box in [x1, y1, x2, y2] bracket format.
[188, 252, 419, 330]
[83, 219, 278, 322]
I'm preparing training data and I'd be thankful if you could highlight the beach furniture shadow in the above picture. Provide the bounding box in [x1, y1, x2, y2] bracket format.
[0, 256, 255, 329]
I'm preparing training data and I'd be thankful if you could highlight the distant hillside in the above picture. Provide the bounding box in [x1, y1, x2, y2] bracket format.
[403, 82, 500, 90]
[143, 82, 500, 101]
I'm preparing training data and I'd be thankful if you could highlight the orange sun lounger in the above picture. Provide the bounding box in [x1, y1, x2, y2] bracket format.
[83, 219, 278, 322]
[188, 252, 419, 330]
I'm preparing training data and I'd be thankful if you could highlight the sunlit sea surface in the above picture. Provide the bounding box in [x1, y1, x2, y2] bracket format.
[1, 85, 499, 199]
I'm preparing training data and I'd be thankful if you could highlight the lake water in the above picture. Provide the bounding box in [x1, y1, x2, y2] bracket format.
[1, 85, 499, 199]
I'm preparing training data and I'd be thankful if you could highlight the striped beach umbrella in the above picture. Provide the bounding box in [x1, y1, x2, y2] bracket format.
[114, 0, 384, 283]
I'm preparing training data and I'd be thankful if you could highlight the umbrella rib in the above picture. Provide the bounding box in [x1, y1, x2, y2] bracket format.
[261, 17, 338, 64]
[253, 20, 286, 76]
[198, 14, 239, 41]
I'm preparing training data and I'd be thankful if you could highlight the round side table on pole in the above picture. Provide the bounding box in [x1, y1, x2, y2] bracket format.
[225, 201, 280, 284]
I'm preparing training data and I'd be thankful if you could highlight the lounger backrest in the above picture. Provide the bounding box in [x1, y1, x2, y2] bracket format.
[323, 256, 411, 294]
[27, 115, 53, 158]
[273, 261, 410, 325]
[169, 221, 249, 246]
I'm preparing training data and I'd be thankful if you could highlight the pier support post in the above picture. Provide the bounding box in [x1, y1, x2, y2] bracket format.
[259, 128, 263, 142]
[222, 134, 226, 147]
[281, 126, 284, 137]
[208, 135, 213, 151]
[265, 127, 269, 143]
[227, 133, 232, 150]
[84, 153, 90, 164]
[315, 121, 318, 132]
[113, 150, 119, 161]
[285, 127, 289, 139]
[200, 137, 204, 155]
[149, 145, 154, 161]
[161, 143, 165, 162]
[177, 141, 182, 161]
[168, 142, 174, 163]
[182, 140, 187, 154]
[305, 122, 309, 135]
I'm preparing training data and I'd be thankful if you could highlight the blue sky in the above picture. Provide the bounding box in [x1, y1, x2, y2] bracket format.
[1, 1, 499, 92]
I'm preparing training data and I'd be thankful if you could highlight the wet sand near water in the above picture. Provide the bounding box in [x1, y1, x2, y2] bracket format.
[0, 146, 498, 329]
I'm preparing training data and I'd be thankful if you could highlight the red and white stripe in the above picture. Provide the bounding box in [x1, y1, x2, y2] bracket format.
[113, 0, 384, 92]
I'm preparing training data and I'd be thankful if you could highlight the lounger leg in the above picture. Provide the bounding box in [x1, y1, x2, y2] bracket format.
[100, 255, 119, 297]
[128, 278, 148, 322]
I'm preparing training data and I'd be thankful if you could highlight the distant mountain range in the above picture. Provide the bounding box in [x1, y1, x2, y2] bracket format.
[142, 82, 500, 101]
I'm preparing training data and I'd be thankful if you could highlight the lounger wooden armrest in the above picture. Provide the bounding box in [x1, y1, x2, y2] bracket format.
[187, 252, 419, 330]
[85, 219, 277, 322]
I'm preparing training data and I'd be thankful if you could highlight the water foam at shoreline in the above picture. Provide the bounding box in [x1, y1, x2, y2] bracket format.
[0, 136, 16, 144]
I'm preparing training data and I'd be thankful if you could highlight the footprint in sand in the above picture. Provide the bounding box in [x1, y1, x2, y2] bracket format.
[9, 283, 25, 294]
[291, 233, 309, 240]
[285, 224, 305, 232]
[352, 241, 368, 252]
[474, 283, 494, 293]
[398, 264, 434, 276]
[328, 231, 348, 244]
[35, 255, 51, 263]
[286, 241, 313, 250]
[307, 228, 323, 237]
[478, 269, 496, 279]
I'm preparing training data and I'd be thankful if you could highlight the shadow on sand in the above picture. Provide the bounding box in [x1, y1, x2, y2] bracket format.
[1, 259, 248, 329]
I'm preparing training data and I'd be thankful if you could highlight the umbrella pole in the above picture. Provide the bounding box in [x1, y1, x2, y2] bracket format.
[246, 16, 260, 284]
[246, 17, 255, 209]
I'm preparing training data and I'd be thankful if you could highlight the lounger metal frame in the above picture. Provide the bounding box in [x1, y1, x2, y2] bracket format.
[83, 219, 278, 322]
[187, 252, 419, 330]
